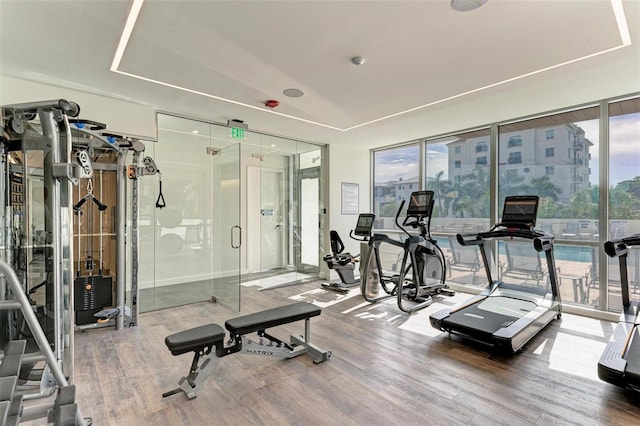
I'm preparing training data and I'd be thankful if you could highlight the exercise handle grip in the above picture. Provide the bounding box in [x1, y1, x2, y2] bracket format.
[394, 200, 410, 237]
[73, 197, 87, 211]
[92, 197, 108, 211]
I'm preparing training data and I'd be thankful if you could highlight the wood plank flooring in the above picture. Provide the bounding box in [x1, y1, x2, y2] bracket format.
[60, 282, 640, 425]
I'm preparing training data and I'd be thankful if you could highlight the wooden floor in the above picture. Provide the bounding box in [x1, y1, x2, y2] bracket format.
[64, 282, 640, 425]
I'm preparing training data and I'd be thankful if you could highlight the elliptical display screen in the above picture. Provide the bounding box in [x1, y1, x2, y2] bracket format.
[354, 213, 375, 236]
[406, 190, 434, 216]
[501, 196, 539, 226]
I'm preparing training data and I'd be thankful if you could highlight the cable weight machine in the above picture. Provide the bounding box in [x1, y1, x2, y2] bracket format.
[69, 119, 162, 331]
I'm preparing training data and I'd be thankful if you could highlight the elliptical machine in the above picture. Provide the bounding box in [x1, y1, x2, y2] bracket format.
[322, 214, 375, 293]
[361, 190, 454, 313]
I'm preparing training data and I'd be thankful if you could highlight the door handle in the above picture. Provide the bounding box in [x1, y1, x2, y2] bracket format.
[231, 225, 242, 249]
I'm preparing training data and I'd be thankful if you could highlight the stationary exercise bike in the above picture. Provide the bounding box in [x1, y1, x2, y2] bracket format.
[322, 214, 375, 293]
[361, 190, 454, 313]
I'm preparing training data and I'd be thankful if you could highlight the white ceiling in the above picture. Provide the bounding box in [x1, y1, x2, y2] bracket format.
[1, 0, 639, 149]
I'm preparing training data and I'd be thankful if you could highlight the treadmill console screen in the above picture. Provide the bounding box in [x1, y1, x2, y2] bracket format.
[406, 191, 434, 216]
[354, 213, 375, 236]
[501, 196, 539, 226]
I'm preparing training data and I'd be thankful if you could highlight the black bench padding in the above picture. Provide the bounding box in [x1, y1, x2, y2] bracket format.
[165, 323, 225, 356]
[225, 302, 320, 336]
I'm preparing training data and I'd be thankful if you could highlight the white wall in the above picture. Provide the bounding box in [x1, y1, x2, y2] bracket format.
[328, 144, 371, 257]
[0, 75, 157, 140]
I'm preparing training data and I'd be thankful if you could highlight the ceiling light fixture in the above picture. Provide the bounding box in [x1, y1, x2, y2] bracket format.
[283, 88, 304, 98]
[351, 56, 365, 66]
[111, 0, 144, 71]
[451, 0, 488, 12]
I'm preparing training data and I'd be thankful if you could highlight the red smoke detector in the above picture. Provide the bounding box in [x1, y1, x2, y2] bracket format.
[265, 99, 280, 108]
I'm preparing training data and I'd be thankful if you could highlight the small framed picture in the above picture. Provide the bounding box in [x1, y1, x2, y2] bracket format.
[341, 182, 359, 215]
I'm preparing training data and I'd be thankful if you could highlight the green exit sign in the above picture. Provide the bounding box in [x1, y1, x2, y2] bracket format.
[231, 127, 245, 139]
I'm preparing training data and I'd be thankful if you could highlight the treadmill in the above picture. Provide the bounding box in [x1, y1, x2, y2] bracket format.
[599, 235, 640, 392]
[430, 195, 562, 353]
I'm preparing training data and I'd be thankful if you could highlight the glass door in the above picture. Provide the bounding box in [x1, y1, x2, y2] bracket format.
[140, 115, 241, 312]
[211, 139, 241, 311]
[141, 113, 326, 311]
[297, 148, 323, 274]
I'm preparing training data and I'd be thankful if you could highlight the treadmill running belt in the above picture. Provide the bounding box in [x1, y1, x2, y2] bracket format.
[477, 296, 538, 317]
[444, 304, 517, 339]
[625, 327, 640, 384]
[443, 296, 537, 339]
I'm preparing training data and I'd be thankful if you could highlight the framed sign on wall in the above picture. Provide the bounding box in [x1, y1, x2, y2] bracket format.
[341, 182, 359, 215]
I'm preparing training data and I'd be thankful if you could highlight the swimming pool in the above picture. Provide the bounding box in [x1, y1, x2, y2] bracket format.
[435, 237, 594, 263]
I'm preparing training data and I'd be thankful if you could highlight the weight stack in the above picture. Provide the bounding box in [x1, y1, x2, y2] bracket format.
[74, 275, 113, 325]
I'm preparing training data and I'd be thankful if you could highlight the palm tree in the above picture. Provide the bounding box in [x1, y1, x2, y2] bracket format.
[529, 176, 561, 201]
[610, 184, 637, 219]
[426, 170, 451, 217]
[457, 166, 490, 217]
[451, 194, 476, 218]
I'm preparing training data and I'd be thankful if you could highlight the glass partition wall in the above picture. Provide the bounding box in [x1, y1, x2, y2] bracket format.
[244, 132, 325, 285]
[138, 114, 325, 312]
[372, 93, 640, 315]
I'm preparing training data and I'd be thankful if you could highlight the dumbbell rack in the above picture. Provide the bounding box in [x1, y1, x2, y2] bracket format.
[0, 261, 91, 425]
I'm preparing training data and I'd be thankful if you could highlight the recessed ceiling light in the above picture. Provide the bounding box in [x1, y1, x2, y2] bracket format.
[270, 144, 276, 147]
[191, 130, 199, 134]
[351, 56, 365, 66]
[451, 0, 488, 12]
[283, 88, 304, 98]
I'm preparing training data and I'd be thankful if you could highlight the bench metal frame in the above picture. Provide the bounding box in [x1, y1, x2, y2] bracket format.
[164, 315, 331, 400]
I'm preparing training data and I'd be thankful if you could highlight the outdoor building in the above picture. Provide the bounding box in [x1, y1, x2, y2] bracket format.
[448, 124, 592, 204]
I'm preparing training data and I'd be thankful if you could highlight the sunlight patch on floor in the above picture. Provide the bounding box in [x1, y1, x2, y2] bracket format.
[241, 272, 315, 289]
[288, 287, 360, 308]
[545, 332, 606, 381]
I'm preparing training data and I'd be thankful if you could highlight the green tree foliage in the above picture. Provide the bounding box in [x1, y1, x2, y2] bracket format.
[610, 184, 638, 219]
[379, 201, 400, 218]
[426, 170, 453, 218]
[426, 169, 640, 220]
[617, 176, 640, 198]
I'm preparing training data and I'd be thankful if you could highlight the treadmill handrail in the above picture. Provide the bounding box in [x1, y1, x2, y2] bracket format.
[605, 234, 640, 258]
[604, 234, 639, 308]
[457, 226, 553, 247]
[457, 226, 559, 299]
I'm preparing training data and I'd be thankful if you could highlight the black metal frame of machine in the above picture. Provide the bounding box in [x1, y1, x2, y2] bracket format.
[430, 195, 562, 353]
[599, 234, 640, 392]
[360, 190, 454, 313]
[321, 213, 375, 293]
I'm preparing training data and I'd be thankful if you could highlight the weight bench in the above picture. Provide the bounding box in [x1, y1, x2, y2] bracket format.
[163, 302, 331, 400]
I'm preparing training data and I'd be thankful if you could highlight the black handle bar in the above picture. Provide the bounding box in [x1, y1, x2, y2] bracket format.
[604, 234, 640, 258]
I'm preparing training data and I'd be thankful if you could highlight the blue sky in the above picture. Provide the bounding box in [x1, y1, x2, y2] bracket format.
[582, 113, 640, 186]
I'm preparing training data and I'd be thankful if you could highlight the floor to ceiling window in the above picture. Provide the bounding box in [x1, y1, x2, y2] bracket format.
[606, 97, 640, 312]
[372, 144, 420, 230]
[371, 144, 420, 277]
[370, 93, 640, 315]
[497, 106, 600, 309]
[424, 128, 491, 288]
